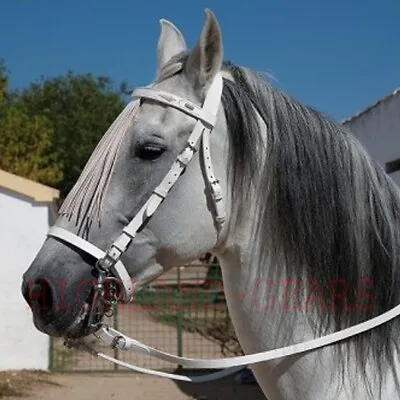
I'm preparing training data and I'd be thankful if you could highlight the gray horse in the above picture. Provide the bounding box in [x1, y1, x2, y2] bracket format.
[22, 9, 400, 400]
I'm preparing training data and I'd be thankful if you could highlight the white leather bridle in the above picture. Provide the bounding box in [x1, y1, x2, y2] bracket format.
[47, 73, 400, 382]
[48, 73, 225, 304]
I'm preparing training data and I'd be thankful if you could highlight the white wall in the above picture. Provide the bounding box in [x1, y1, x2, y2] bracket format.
[0, 188, 50, 370]
[344, 92, 400, 187]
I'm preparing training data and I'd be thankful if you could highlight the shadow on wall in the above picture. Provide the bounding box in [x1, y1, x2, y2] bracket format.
[172, 369, 265, 400]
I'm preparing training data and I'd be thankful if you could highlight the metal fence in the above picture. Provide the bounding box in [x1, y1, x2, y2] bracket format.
[50, 264, 240, 372]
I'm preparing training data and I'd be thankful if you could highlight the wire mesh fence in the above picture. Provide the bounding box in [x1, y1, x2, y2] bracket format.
[50, 264, 241, 372]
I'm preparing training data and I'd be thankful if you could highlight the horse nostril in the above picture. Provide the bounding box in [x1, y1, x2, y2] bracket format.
[28, 279, 54, 315]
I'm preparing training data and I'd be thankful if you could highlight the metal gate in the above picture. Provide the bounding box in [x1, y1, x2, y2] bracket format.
[49, 264, 239, 372]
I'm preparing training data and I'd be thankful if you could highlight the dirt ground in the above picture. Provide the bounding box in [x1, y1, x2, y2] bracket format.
[0, 370, 265, 400]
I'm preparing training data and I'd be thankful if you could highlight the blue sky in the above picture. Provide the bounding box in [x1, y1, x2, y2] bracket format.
[1, 0, 399, 121]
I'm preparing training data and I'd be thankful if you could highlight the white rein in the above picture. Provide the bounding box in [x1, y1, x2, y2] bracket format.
[64, 302, 400, 382]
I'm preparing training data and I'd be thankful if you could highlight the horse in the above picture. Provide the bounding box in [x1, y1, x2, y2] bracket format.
[21, 9, 400, 399]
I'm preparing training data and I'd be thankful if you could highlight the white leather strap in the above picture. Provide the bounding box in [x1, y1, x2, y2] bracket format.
[202, 129, 225, 230]
[132, 88, 216, 127]
[96, 352, 244, 382]
[93, 301, 400, 374]
[47, 227, 133, 302]
[48, 74, 224, 305]
[108, 112, 217, 266]
[96, 73, 224, 274]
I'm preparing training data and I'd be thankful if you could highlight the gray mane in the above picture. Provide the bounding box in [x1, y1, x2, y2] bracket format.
[160, 56, 400, 391]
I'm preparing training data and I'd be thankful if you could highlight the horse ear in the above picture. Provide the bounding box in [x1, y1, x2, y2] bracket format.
[157, 19, 187, 73]
[185, 9, 223, 93]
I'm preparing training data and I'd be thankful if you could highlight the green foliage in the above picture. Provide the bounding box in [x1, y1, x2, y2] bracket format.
[18, 71, 128, 196]
[0, 60, 62, 186]
[0, 60, 130, 196]
[0, 103, 62, 186]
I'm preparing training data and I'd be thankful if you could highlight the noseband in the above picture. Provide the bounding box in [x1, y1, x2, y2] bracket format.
[46, 73, 400, 382]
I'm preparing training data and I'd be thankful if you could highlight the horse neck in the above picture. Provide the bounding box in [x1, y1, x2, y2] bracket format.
[216, 231, 397, 400]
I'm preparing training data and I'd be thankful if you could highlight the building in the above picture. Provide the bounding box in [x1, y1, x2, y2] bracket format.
[343, 88, 400, 187]
[0, 169, 59, 370]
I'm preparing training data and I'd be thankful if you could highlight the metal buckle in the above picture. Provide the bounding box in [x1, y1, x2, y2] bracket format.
[110, 335, 126, 350]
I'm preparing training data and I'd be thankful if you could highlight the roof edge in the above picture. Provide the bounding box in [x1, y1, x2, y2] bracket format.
[0, 169, 60, 202]
[342, 87, 400, 125]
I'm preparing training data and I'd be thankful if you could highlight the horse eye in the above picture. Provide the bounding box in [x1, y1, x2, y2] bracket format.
[136, 144, 166, 161]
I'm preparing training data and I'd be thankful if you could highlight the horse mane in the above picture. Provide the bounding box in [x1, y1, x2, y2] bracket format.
[159, 55, 400, 393]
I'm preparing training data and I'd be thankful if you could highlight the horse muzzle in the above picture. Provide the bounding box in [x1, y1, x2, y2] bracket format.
[21, 241, 111, 339]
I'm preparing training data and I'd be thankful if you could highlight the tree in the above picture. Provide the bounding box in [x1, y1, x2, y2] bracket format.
[0, 60, 62, 186]
[0, 59, 7, 102]
[0, 105, 62, 186]
[18, 71, 130, 196]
